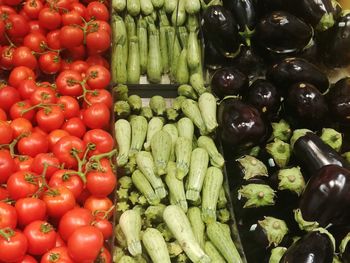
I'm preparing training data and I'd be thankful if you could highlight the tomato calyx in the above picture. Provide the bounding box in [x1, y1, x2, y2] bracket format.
[40, 222, 53, 234]
[20, 102, 64, 116]
[48, 252, 61, 262]
[0, 227, 15, 241]
[91, 204, 114, 223]
[87, 149, 116, 171]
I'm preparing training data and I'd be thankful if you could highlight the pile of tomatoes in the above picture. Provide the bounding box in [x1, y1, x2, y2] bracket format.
[0, 0, 116, 261]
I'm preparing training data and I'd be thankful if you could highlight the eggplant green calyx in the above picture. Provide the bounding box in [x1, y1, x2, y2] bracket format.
[271, 119, 292, 142]
[259, 216, 289, 247]
[266, 139, 291, 168]
[269, 247, 287, 263]
[237, 155, 268, 180]
[294, 208, 319, 232]
[290, 129, 313, 149]
[340, 232, 350, 254]
[317, 13, 335, 32]
[238, 184, 276, 208]
[277, 167, 305, 196]
[239, 26, 255, 47]
[313, 228, 336, 253]
[320, 128, 342, 152]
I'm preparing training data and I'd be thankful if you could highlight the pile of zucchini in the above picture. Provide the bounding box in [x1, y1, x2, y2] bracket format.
[113, 84, 244, 263]
[111, 0, 204, 84]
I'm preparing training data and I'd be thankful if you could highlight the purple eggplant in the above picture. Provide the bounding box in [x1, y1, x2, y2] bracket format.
[266, 57, 330, 93]
[204, 41, 232, 69]
[280, 230, 334, 263]
[327, 77, 350, 126]
[211, 67, 249, 99]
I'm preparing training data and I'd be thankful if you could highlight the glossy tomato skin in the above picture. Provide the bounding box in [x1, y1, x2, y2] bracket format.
[7, 171, 40, 200]
[56, 96, 80, 119]
[47, 129, 70, 151]
[0, 108, 7, 120]
[93, 219, 113, 240]
[38, 52, 61, 74]
[15, 197, 47, 226]
[14, 156, 33, 172]
[30, 86, 57, 105]
[56, 70, 83, 96]
[86, 2, 109, 21]
[0, 202, 17, 229]
[97, 246, 112, 263]
[17, 79, 37, 100]
[0, 120, 13, 144]
[86, 65, 110, 90]
[23, 0, 43, 19]
[43, 186, 76, 218]
[38, 8, 61, 30]
[31, 153, 60, 179]
[49, 169, 84, 198]
[53, 135, 85, 169]
[83, 128, 114, 155]
[86, 170, 116, 197]
[36, 106, 65, 133]
[0, 85, 20, 112]
[12, 46, 37, 70]
[83, 103, 110, 130]
[84, 89, 112, 108]
[0, 150, 16, 184]
[59, 26, 84, 49]
[10, 118, 33, 139]
[17, 132, 49, 157]
[6, 14, 30, 38]
[84, 196, 113, 219]
[8, 66, 35, 88]
[10, 100, 35, 121]
[16, 254, 38, 263]
[0, 229, 28, 262]
[62, 117, 86, 138]
[41, 246, 73, 263]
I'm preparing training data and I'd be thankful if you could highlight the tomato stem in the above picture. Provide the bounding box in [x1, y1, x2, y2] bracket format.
[20, 103, 63, 115]
[0, 228, 15, 241]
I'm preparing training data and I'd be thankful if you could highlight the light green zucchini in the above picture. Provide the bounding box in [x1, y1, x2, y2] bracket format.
[165, 161, 187, 212]
[144, 117, 164, 151]
[175, 137, 192, 180]
[115, 119, 131, 167]
[151, 130, 172, 176]
[129, 116, 148, 156]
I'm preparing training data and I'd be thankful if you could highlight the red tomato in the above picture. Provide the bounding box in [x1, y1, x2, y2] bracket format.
[53, 135, 85, 169]
[86, 2, 109, 21]
[56, 96, 79, 120]
[0, 85, 20, 112]
[92, 20, 111, 35]
[83, 129, 113, 155]
[69, 2, 86, 17]
[31, 153, 60, 178]
[69, 60, 89, 74]
[76, 188, 90, 205]
[46, 30, 61, 50]
[0, 46, 15, 71]
[62, 45, 86, 61]
[84, 89, 112, 108]
[61, 10, 82, 26]
[62, 117, 86, 138]
[99, 158, 114, 173]
[15, 254, 37, 263]
[4, 0, 22, 7]
[14, 156, 33, 172]
[93, 219, 112, 240]
[24, 220, 57, 255]
[86, 54, 109, 69]
[55, 234, 65, 247]
[84, 196, 113, 219]
[47, 129, 70, 151]
[23, 0, 44, 19]
[0, 202, 17, 229]
[10, 118, 33, 138]
[6, 14, 30, 38]
[0, 149, 16, 184]
[67, 226, 103, 262]
[8, 66, 35, 88]
[7, 171, 40, 200]
[17, 132, 49, 157]
[59, 26, 84, 49]
[0, 186, 9, 200]
[86, 65, 110, 90]
[9, 100, 35, 121]
[23, 32, 47, 53]
[0, 229, 28, 262]
[38, 52, 61, 75]
[17, 79, 38, 100]
[49, 169, 83, 198]
[28, 20, 47, 35]
[86, 30, 110, 55]
[12, 47, 37, 70]
[0, 120, 13, 144]
[36, 106, 65, 133]
[0, 108, 6, 120]
[15, 197, 47, 226]
[41, 246, 73, 263]
[43, 186, 76, 218]
[58, 207, 93, 241]
[83, 103, 110, 130]
[38, 8, 61, 30]
[96, 246, 111, 263]
[56, 70, 83, 97]
[86, 170, 116, 197]
[30, 86, 57, 105]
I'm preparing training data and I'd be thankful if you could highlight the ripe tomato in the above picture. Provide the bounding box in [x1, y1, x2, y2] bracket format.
[17, 79, 38, 100]
[0, 229, 28, 262]
[86, 54, 109, 69]
[36, 106, 65, 133]
[53, 135, 85, 169]
[86, 2, 109, 21]
[23, 32, 47, 53]
[17, 132, 49, 157]
[38, 8, 61, 30]
[38, 52, 61, 75]
[23, 0, 44, 19]
[56, 70, 83, 96]
[43, 186, 76, 218]
[58, 207, 94, 241]
[84, 89, 112, 108]
[4, 0, 22, 7]
[59, 26, 84, 49]
[30, 86, 57, 105]
[83, 103, 110, 130]
[24, 220, 57, 255]
[0, 120, 13, 144]
[0, 202, 17, 229]
[0, 108, 6, 120]
[49, 169, 84, 198]
[61, 10, 83, 26]
[98, 158, 114, 173]
[83, 129, 113, 155]
[96, 246, 111, 263]
[84, 196, 113, 219]
[76, 188, 91, 205]
[69, 60, 89, 74]
[16, 254, 37, 263]
[69, 2, 86, 17]
[56, 96, 80, 119]
[41, 246, 73, 263]
[31, 153, 60, 178]
[55, 234, 65, 247]
[28, 20, 47, 35]
[15, 197, 47, 226]
[0, 186, 9, 200]
[6, 14, 30, 38]
[14, 156, 34, 172]
[62, 117, 86, 138]
[93, 219, 112, 240]
[0, 150, 16, 184]
[10, 118, 33, 138]
[7, 171, 40, 200]
[9, 100, 35, 121]
[86, 65, 110, 90]
[0, 46, 15, 71]
[0, 85, 20, 112]
[62, 45, 86, 61]
[8, 66, 35, 88]
[12, 47, 37, 70]
[86, 170, 116, 197]
[46, 30, 61, 50]
[86, 30, 110, 55]
[67, 226, 103, 262]
[47, 129, 69, 151]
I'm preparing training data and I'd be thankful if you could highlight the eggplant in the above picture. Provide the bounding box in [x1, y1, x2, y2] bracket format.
[254, 11, 313, 55]
[280, 229, 334, 263]
[217, 98, 269, 149]
[204, 41, 232, 69]
[243, 79, 281, 121]
[299, 165, 350, 227]
[211, 67, 248, 99]
[327, 77, 350, 126]
[266, 57, 330, 94]
[284, 82, 329, 130]
[202, 5, 241, 58]
[292, 131, 349, 177]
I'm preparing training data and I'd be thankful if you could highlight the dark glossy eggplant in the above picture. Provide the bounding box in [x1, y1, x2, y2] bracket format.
[292, 131, 349, 177]
[284, 82, 329, 130]
[244, 79, 281, 121]
[299, 165, 350, 227]
[211, 67, 248, 99]
[217, 98, 268, 149]
[202, 5, 241, 58]
[266, 57, 330, 93]
[229, 46, 265, 77]
[327, 77, 350, 126]
[280, 230, 334, 263]
[204, 41, 232, 69]
[254, 11, 313, 55]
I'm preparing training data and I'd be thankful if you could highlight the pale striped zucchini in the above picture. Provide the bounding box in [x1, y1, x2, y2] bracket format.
[151, 130, 172, 176]
[144, 117, 164, 151]
[177, 117, 194, 141]
[198, 92, 218, 133]
[119, 209, 142, 256]
[162, 124, 178, 161]
[187, 207, 205, 249]
[142, 228, 171, 263]
[204, 241, 226, 263]
[181, 99, 208, 135]
[140, 0, 153, 15]
[130, 116, 148, 156]
[115, 119, 131, 167]
[165, 162, 187, 212]
[197, 136, 224, 168]
[131, 169, 160, 205]
[137, 18, 148, 75]
[175, 137, 192, 180]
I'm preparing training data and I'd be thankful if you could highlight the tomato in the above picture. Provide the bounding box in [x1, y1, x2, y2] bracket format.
[31, 153, 59, 179]
[76, 188, 90, 205]
[83, 103, 110, 130]
[86, 65, 110, 90]
[43, 186, 76, 218]
[86, 170, 116, 197]
[56, 70, 83, 97]
[7, 171, 40, 200]
[0, 120, 13, 144]
[49, 169, 83, 198]
[0, 202, 17, 229]
[47, 129, 69, 151]
[0, 229, 28, 262]
[39, 8, 61, 30]
[17, 132, 49, 157]
[0, 150, 16, 184]
[84, 89, 112, 108]
[69, 2, 86, 17]
[55, 234, 65, 247]
[59, 26, 84, 49]
[53, 135, 85, 169]
[46, 30, 61, 50]
[9, 100, 35, 121]
[62, 45, 86, 61]
[23, 0, 44, 19]
[86, 2, 109, 21]
[86, 54, 109, 69]
[39, 52, 61, 75]
[23, 32, 47, 53]
[30, 86, 57, 105]
[84, 196, 113, 219]
[36, 106, 65, 133]
[4, 0, 21, 6]
[14, 156, 33, 172]
[0, 19, 4, 37]
[8, 66, 35, 88]
[41, 247, 73, 263]
[15, 197, 47, 226]
[98, 158, 114, 173]
[28, 20, 47, 35]
[69, 60, 89, 74]
[93, 219, 112, 240]
[0, 5, 16, 15]
[6, 14, 30, 38]
[32, 127, 48, 136]
[96, 246, 111, 263]
[16, 254, 37, 263]
[0, 108, 7, 121]
[0, 46, 15, 71]
[24, 220, 57, 255]
[12, 46, 38, 70]
[83, 129, 113, 155]
[56, 96, 79, 119]
[10, 118, 33, 138]
[17, 79, 38, 100]
[58, 207, 93, 241]
[61, 10, 82, 26]
[61, 117, 86, 138]
[67, 226, 103, 262]
[0, 85, 20, 112]
[86, 30, 110, 55]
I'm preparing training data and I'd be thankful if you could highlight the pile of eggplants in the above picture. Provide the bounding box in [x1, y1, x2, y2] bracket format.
[201, 0, 350, 262]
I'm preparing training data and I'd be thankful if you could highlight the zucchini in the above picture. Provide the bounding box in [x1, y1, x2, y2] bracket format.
[181, 99, 207, 135]
[163, 205, 211, 263]
[185, 0, 201, 14]
[112, 0, 126, 12]
[140, 106, 153, 121]
[187, 207, 205, 249]
[140, 0, 154, 15]
[151, 0, 164, 8]
[149, 95, 166, 116]
[160, 26, 169, 74]
[119, 256, 136, 263]
[132, 169, 160, 205]
[175, 137, 192, 180]
[162, 124, 178, 161]
[173, 96, 186, 112]
[198, 92, 218, 133]
[166, 27, 181, 81]
[125, 14, 136, 37]
[171, 0, 186, 26]
[151, 130, 172, 176]
[186, 147, 209, 202]
[187, 31, 200, 71]
[176, 48, 190, 84]
[164, 0, 177, 13]
[178, 26, 188, 49]
[197, 136, 225, 168]
[127, 36, 141, 84]
[217, 187, 228, 209]
[147, 25, 162, 83]
[177, 117, 194, 141]
[142, 228, 171, 263]
[137, 18, 148, 75]
[178, 84, 198, 100]
[127, 0, 141, 16]
[128, 95, 142, 113]
[115, 119, 131, 167]
[130, 116, 148, 156]
[202, 167, 224, 224]
[190, 73, 206, 95]
[204, 241, 226, 263]
[144, 117, 164, 151]
[119, 209, 142, 256]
